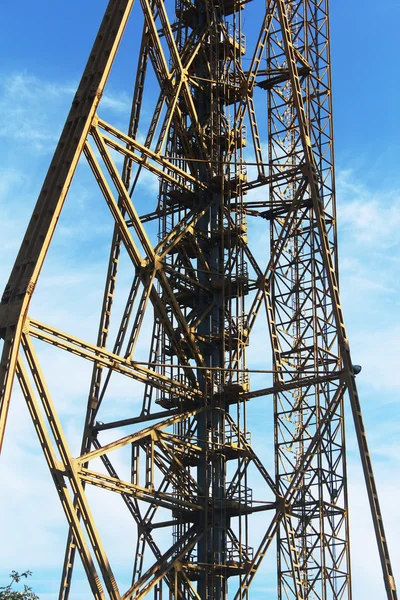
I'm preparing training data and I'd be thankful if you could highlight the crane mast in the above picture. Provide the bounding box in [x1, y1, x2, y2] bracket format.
[268, 2, 349, 597]
[0, 1, 397, 599]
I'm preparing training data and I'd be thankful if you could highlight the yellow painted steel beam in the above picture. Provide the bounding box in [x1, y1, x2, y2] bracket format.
[19, 333, 121, 598]
[78, 468, 203, 512]
[275, 2, 398, 596]
[0, 0, 137, 453]
[78, 408, 202, 464]
[16, 355, 107, 600]
[121, 527, 203, 599]
[232, 381, 348, 598]
[28, 317, 200, 399]
[139, 0, 171, 80]
[96, 119, 207, 189]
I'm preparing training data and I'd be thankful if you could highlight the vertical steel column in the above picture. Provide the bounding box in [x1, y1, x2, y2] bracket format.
[268, 1, 349, 598]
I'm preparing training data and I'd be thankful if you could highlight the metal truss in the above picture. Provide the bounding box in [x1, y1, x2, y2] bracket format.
[0, 0, 397, 598]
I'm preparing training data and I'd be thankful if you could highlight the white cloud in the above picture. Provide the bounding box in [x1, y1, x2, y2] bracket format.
[337, 169, 400, 247]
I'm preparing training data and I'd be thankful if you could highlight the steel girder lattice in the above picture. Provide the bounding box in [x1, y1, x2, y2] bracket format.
[0, 0, 397, 599]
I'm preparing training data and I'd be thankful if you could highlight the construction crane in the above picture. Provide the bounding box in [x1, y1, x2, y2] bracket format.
[0, 0, 397, 598]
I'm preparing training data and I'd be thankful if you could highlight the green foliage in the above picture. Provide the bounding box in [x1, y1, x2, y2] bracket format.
[0, 572, 39, 600]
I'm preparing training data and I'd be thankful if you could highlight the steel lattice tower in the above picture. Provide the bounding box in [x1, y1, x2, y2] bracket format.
[0, 1, 397, 599]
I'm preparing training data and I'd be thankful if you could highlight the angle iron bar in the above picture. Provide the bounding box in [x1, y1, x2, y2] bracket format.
[16, 357, 106, 600]
[58, 257, 141, 600]
[28, 317, 200, 399]
[21, 333, 121, 598]
[78, 468, 202, 512]
[78, 408, 203, 464]
[0, 0, 136, 454]
[122, 527, 203, 600]
[84, 138, 202, 378]
[96, 119, 207, 189]
[232, 381, 348, 597]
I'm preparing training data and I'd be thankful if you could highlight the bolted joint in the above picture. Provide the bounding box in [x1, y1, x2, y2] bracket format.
[256, 275, 267, 291]
[275, 495, 290, 514]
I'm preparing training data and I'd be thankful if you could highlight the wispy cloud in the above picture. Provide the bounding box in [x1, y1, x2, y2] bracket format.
[0, 72, 134, 155]
[0, 73, 74, 153]
[337, 169, 400, 247]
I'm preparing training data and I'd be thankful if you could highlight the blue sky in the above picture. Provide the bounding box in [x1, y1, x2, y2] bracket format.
[0, 0, 399, 598]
